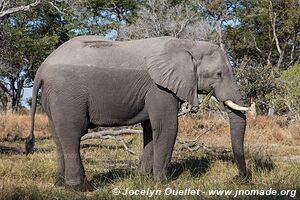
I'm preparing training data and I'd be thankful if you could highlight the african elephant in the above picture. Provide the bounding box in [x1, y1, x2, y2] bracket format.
[25, 36, 249, 192]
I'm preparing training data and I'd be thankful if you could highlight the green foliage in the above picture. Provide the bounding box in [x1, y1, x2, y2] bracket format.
[0, 0, 140, 110]
[0, 0, 298, 115]
[233, 62, 280, 114]
[0, 2, 71, 110]
[119, 0, 214, 41]
[225, 0, 299, 69]
[281, 64, 300, 100]
[224, 0, 299, 115]
[69, 0, 139, 38]
[277, 64, 300, 118]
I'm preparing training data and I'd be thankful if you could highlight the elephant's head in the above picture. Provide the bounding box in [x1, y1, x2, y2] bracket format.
[146, 38, 248, 177]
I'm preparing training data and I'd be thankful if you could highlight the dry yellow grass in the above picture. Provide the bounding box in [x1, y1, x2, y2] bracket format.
[0, 113, 299, 145]
[0, 113, 299, 199]
[0, 113, 49, 139]
[178, 114, 300, 146]
[247, 116, 300, 145]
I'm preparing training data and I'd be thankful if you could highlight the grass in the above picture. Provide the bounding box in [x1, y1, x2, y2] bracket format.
[0, 113, 299, 199]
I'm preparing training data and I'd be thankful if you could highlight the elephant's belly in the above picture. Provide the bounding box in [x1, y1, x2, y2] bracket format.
[88, 105, 149, 127]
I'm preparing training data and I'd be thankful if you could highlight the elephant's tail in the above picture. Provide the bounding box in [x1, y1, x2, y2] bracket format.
[25, 67, 43, 155]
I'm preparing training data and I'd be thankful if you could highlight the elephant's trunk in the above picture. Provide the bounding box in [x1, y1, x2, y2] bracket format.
[226, 106, 247, 177]
[214, 81, 247, 177]
[224, 85, 247, 177]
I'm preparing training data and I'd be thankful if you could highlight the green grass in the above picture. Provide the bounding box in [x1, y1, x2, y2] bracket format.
[0, 114, 299, 199]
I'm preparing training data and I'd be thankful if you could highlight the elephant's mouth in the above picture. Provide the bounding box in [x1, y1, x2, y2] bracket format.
[197, 89, 209, 95]
[224, 100, 249, 111]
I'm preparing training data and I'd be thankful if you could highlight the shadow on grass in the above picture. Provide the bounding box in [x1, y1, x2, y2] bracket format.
[248, 151, 275, 172]
[168, 150, 236, 180]
[89, 150, 276, 188]
[0, 136, 54, 155]
[168, 149, 276, 180]
[0, 145, 53, 155]
[91, 168, 134, 188]
[0, 145, 23, 154]
[168, 157, 211, 180]
[0, 135, 51, 142]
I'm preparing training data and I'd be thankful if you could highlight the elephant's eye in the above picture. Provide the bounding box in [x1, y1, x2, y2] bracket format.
[217, 71, 222, 78]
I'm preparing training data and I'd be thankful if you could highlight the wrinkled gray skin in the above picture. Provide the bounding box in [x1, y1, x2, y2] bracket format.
[25, 36, 247, 192]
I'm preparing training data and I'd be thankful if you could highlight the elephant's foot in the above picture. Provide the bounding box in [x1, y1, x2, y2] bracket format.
[54, 176, 65, 187]
[153, 173, 168, 183]
[65, 179, 96, 192]
[233, 172, 252, 184]
[138, 161, 153, 176]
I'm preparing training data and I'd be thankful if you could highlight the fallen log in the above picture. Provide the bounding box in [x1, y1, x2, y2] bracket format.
[81, 129, 143, 141]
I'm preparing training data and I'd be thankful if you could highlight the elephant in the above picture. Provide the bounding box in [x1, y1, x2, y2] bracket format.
[25, 36, 249, 192]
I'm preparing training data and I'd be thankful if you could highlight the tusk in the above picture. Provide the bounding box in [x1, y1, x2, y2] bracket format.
[224, 100, 249, 111]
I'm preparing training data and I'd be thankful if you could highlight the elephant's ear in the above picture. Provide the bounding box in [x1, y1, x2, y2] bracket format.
[145, 39, 198, 107]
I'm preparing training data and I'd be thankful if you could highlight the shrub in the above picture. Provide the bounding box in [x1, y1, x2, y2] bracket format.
[277, 64, 300, 119]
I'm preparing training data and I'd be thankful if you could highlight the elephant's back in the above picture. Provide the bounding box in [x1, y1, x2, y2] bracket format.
[43, 36, 174, 70]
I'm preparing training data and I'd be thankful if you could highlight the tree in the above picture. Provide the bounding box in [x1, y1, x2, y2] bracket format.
[233, 59, 279, 115]
[74, 0, 139, 38]
[277, 64, 300, 120]
[0, 0, 140, 111]
[0, 0, 41, 18]
[226, 0, 299, 69]
[0, 11, 59, 111]
[119, 0, 214, 41]
[0, 0, 72, 112]
[225, 0, 299, 115]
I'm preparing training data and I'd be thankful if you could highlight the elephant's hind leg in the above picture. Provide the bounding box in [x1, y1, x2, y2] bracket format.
[48, 118, 65, 187]
[139, 120, 153, 175]
[50, 106, 94, 192]
[55, 124, 94, 192]
[43, 101, 65, 187]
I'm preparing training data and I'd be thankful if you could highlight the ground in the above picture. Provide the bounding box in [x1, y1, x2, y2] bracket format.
[0, 113, 299, 199]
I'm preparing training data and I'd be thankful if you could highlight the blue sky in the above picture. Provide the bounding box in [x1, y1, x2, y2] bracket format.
[22, 87, 32, 108]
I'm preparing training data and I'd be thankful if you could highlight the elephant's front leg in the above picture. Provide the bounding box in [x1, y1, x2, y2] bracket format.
[151, 117, 178, 182]
[139, 120, 153, 175]
[146, 88, 179, 182]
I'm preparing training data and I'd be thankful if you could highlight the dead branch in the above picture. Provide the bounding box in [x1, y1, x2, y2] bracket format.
[0, 0, 41, 18]
[178, 109, 192, 117]
[46, 1, 64, 14]
[178, 140, 212, 152]
[0, 0, 65, 18]
[269, 0, 284, 68]
[215, 20, 225, 51]
[252, 34, 262, 53]
[178, 103, 193, 117]
[177, 124, 217, 152]
[81, 129, 143, 141]
[120, 139, 137, 155]
[181, 124, 216, 143]
[107, 136, 137, 155]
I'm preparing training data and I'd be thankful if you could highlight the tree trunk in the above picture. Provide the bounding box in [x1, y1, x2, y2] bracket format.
[249, 97, 256, 119]
[215, 20, 225, 52]
[268, 98, 275, 117]
[6, 92, 20, 113]
[268, 108, 275, 116]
